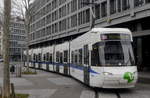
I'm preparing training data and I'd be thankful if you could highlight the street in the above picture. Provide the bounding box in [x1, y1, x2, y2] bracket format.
[0, 63, 150, 98]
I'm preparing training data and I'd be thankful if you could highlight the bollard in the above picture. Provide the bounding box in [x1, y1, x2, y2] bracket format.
[16, 65, 22, 77]
[10, 83, 15, 98]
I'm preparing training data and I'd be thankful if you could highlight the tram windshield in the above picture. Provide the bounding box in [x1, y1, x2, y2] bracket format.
[92, 40, 135, 66]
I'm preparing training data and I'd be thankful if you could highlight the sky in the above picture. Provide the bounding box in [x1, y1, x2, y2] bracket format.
[0, 0, 3, 8]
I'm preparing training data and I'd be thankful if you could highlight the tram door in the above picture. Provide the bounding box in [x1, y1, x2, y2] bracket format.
[38, 53, 41, 69]
[46, 53, 49, 71]
[33, 54, 36, 68]
[56, 52, 60, 72]
[83, 45, 90, 85]
[63, 50, 69, 75]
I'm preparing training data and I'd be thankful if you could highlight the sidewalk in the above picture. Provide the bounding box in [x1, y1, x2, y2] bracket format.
[0, 64, 89, 98]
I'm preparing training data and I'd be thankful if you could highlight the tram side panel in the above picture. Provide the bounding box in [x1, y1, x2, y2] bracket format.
[41, 47, 48, 70]
[54, 42, 70, 75]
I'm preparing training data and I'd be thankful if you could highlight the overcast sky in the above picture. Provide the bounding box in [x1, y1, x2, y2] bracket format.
[0, 0, 3, 8]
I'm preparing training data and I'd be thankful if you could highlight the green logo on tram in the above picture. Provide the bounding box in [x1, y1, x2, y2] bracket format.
[123, 72, 134, 83]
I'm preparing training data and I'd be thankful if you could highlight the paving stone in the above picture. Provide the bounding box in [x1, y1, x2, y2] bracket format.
[0, 78, 33, 86]
[16, 89, 57, 98]
[80, 90, 95, 98]
[47, 77, 78, 85]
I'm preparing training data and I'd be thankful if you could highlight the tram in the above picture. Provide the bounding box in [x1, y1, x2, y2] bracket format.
[25, 28, 138, 88]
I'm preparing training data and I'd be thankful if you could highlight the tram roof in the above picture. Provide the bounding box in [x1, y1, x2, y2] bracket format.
[91, 28, 131, 34]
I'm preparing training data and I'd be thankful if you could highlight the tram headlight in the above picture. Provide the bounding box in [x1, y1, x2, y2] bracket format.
[103, 72, 113, 76]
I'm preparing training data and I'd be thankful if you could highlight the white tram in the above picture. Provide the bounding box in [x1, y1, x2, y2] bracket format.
[26, 28, 138, 88]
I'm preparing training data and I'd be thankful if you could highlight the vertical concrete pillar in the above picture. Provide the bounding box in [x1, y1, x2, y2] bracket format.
[107, 0, 110, 17]
[137, 37, 143, 70]
[130, 0, 135, 17]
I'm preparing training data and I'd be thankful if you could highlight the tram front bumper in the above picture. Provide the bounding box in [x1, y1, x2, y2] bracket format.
[102, 77, 136, 88]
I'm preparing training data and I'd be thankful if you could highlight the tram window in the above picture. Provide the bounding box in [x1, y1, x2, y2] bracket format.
[29, 55, 31, 61]
[71, 51, 74, 64]
[84, 45, 89, 65]
[74, 50, 78, 65]
[35, 54, 37, 61]
[64, 50, 68, 63]
[38, 53, 41, 61]
[33, 54, 36, 61]
[60, 52, 63, 63]
[56, 51, 59, 62]
[50, 54, 52, 62]
[79, 49, 82, 65]
[91, 43, 101, 66]
[43, 54, 46, 61]
[46, 53, 49, 61]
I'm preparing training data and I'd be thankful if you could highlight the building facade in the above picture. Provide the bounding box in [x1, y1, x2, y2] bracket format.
[9, 19, 26, 61]
[0, 18, 26, 61]
[29, 0, 150, 70]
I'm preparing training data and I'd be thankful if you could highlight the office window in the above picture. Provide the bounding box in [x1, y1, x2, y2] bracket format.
[59, 0, 66, 5]
[95, 4, 100, 19]
[134, 0, 144, 7]
[71, 0, 77, 12]
[122, 0, 130, 10]
[86, 9, 90, 23]
[110, 0, 116, 14]
[145, 0, 150, 3]
[71, 14, 77, 27]
[101, 2, 107, 17]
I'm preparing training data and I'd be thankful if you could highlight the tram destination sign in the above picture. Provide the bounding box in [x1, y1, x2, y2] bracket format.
[101, 33, 131, 41]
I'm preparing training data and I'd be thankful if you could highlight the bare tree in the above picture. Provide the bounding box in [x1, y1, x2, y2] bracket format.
[2, 0, 11, 97]
[12, 0, 34, 72]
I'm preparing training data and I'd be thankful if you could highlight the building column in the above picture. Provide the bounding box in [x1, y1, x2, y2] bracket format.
[137, 37, 143, 70]
[107, 0, 110, 17]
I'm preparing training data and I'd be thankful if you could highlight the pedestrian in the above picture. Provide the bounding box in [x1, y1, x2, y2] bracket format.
[10, 65, 15, 74]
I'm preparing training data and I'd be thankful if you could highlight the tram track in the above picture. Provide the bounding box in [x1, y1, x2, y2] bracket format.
[93, 88, 121, 98]
[115, 91, 121, 98]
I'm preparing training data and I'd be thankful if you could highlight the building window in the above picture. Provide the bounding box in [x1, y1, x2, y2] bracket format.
[86, 9, 90, 22]
[145, 0, 150, 3]
[101, 2, 107, 18]
[118, 0, 121, 12]
[122, 0, 130, 10]
[71, 14, 77, 27]
[95, 4, 100, 19]
[110, 0, 116, 14]
[134, 0, 144, 7]
[71, 0, 77, 12]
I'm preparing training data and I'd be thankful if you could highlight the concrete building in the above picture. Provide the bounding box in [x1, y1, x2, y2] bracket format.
[29, 0, 150, 70]
[9, 18, 26, 61]
[0, 18, 26, 61]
